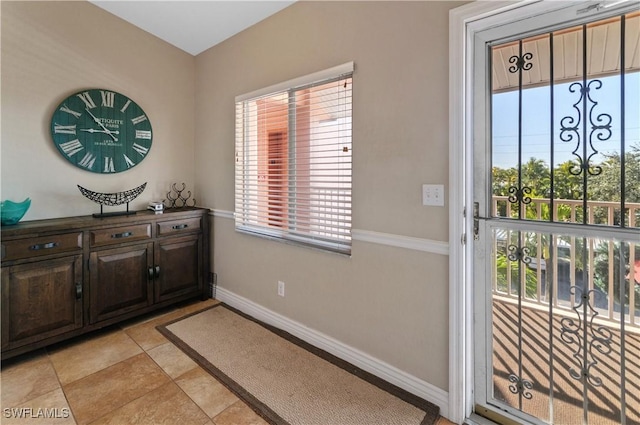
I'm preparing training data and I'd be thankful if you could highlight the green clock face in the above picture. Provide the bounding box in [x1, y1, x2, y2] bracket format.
[50, 89, 152, 173]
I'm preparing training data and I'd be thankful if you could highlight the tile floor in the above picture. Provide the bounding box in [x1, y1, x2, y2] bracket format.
[1, 298, 455, 425]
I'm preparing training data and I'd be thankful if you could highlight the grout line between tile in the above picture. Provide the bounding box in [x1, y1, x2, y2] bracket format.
[3, 300, 221, 425]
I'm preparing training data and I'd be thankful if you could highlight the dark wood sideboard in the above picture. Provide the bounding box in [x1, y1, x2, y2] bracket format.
[0, 207, 210, 359]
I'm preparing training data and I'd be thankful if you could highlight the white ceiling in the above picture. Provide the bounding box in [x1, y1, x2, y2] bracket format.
[89, 1, 296, 56]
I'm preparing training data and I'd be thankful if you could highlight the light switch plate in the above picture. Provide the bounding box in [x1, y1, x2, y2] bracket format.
[422, 184, 445, 206]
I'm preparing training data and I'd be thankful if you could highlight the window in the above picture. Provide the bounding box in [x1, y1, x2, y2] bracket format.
[235, 63, 353, 254]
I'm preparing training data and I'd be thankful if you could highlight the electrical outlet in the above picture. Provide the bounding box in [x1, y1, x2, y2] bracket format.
[422, 184, 445, 206]
[278, 281, 285, 297]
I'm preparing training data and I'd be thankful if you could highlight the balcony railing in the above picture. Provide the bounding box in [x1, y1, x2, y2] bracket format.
[491, 196, 640, 330]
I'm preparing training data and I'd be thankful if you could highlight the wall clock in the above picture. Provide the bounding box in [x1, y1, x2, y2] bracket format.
[50, 89, 152, 173]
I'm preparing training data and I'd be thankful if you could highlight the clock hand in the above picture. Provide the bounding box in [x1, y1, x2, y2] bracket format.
[84, 108, 107, 129]
[85, 108, 118, 141]
[79, 129, 119, 141]
[80, 129, 120, 135]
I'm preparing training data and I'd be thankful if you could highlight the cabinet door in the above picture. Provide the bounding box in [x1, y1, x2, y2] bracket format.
[154, 235, 202, 303]
[1, 255, 83, 350]
[89, 243, 153, 324]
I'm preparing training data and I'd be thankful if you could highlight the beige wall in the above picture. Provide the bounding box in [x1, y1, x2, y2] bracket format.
[1, 0, 462, 399]
[1, 1, 196, 220]
[195, 1, 463, 391]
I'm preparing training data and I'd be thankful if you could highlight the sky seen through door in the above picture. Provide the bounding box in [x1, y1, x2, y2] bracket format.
[492, 72, 640, 170]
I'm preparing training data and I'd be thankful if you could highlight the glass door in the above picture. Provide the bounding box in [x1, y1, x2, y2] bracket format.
[473, 3, 640, 424]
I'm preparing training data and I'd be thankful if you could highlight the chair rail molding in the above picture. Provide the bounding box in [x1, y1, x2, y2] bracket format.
[351, 229, 449, 255]
[212, 209, 450, 255]
[211, 209, 234, 220]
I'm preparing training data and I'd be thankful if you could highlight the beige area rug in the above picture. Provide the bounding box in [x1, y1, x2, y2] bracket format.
[157, 304, 440, 425]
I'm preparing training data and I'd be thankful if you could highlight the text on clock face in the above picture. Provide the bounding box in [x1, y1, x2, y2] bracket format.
[50, 89, 153, 173]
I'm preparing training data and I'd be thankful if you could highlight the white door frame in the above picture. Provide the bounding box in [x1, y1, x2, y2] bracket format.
[449, 1, 573, 423]
[449, 2, 543, 421]
[448, 1, 637, 423]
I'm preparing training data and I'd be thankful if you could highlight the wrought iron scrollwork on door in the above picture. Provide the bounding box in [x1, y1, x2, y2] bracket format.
[508, 374, 534, 399]
[560, 285, 613, 387]
[506, 51, 535, 211]
[509, 52, 534, 73]
[559, 80, 612, 177]
[507, 244, 532, 265]
[506, 242, 536, 402]
[507, 186, 532, 206]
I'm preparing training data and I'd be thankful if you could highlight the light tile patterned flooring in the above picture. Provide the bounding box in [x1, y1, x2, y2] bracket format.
[1, 298, 455, 425]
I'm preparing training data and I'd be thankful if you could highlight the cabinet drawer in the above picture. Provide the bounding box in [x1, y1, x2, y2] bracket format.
[1, 233, 82, 261]
[90, 224, 151, 247]
[157, 217, 201, 236]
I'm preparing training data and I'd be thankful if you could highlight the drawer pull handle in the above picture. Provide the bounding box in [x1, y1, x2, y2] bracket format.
[76, 282, 82, 299]
[111, 231, 132, 239]
[29, 242, 59, 250]
[172, 224, 188, 230]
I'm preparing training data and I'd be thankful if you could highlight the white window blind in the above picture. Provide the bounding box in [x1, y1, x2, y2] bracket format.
[235, 63, 353, 254]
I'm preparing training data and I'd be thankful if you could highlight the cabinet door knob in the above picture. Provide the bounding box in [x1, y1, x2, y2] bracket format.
[75, 282, 82, 299]
[148, 267, 154, 280]
[155, 266, 160, 278]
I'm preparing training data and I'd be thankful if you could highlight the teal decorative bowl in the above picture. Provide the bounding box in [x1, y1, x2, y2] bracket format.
[1, 198, 31, 225]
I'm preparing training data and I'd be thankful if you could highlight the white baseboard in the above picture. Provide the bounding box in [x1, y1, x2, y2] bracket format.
[215, 286, 450, 418]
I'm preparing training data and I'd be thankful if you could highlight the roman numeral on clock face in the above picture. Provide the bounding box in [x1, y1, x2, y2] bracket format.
[123, 154, 136, 168]
[59, 139, 84, 157]
[120, 99, 131, 113]
[132, 143, 149, 157]
[100, 91, 115, 108]
[135, 130, 152, 139]
[59, 104, 82, 119]
[104, 157, 115, 173]
[76, 92, 96, 109]
[54, 123, 76, 134]
[131, 115, 148, 125]
[78, 152, 96, 170]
